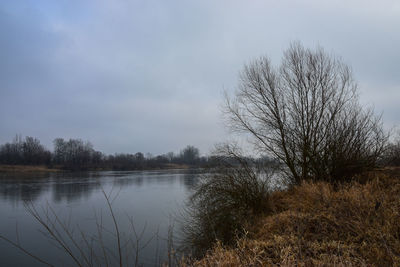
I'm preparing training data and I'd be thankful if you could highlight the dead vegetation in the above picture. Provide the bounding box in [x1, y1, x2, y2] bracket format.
[190, 169, 400, 266]
[182, 144, 274, 258]
[0, 164, 60, 173]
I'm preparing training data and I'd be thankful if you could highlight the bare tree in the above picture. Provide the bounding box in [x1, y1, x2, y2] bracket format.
[225, 42, 387, 184]
[179, 146, 200, 165]
[0, 135, 51, 165]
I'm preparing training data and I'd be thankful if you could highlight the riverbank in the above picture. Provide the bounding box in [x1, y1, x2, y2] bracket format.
[0, 163, 192, 173]
[192, 168, 400, 266]
[0, 164, 61, 173]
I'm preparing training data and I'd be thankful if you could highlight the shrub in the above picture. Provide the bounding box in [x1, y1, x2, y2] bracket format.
[183, 144, 275, 257]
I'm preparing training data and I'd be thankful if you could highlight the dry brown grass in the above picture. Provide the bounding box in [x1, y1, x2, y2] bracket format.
[190, 169, 400, 266]
[0, 164, 60, 173]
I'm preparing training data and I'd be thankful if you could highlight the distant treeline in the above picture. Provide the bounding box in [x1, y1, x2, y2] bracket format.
[0, 135, 214, 170]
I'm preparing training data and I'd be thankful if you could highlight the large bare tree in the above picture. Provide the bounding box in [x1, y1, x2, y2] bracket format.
[225, 42, 387, 184]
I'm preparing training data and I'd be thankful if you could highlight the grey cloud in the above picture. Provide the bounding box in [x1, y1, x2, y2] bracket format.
[0, 0, 399, 154]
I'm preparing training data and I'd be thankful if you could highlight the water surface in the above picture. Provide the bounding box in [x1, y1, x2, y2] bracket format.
[0, 169, 201, 266]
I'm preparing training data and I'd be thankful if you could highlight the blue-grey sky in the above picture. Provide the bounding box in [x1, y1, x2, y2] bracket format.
[0, 0, 399, 155]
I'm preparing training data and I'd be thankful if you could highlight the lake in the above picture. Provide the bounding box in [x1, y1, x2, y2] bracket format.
[0, 169, 201, 266]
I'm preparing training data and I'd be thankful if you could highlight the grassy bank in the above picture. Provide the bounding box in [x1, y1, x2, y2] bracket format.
[191, 169, 400, 266]
[0, 163, 192, 173]
[0, 164, 61, 173]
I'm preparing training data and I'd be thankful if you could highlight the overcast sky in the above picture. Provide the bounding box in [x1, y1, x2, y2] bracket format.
[0, 0, 399, 155]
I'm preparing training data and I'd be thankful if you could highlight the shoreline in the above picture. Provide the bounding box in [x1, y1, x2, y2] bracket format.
[0, 163, 193, 174]
[0, 164, 61, 173]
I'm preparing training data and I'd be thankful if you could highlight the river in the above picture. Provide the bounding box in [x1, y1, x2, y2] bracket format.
[0, 169, 202, 266]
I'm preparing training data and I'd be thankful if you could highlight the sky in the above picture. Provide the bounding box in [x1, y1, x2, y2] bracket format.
[0, 0, 399, 155]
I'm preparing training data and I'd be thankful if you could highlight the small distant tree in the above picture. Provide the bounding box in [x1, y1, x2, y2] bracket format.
[166, 152, 175, 162]
[180, 145, 200, 165]
[53, 138, 66, 164]
[0, 135, 50, 165]
[52, 138, 96, 170]
[225, 42, 387, 184]
[22, 136, 50, 165]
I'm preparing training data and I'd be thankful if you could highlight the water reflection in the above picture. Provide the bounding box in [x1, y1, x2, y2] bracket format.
[0, 169, 201, 205]
[0, 169, 203, 266]
[52, 179, 101, 203]
[113, 175, 144, 187]
[181, 170, 201, 190]
[0, 173, 52, 202]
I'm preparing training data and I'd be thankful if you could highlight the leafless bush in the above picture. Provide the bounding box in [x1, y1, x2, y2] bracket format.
[382, 131, 400, 166]
[225, 42, 387, 185]
[182, 143, 274, 257]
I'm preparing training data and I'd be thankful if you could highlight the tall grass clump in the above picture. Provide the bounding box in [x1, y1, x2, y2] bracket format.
[182, 144, 276, 257]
